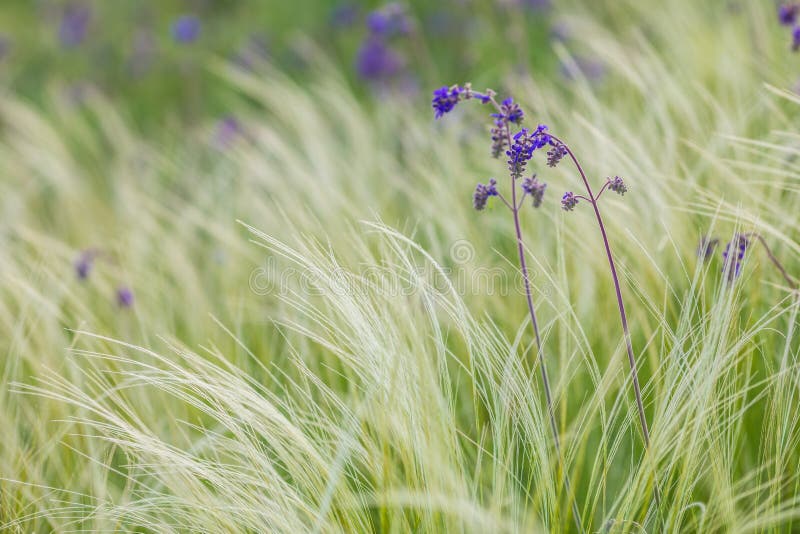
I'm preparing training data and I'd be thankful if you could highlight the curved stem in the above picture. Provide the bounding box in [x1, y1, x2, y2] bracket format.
[742, 232, 797, 290]
[549, 134, 661, 508]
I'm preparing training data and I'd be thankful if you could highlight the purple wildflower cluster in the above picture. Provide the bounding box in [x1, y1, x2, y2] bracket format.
[522, 175, 547, 207]
[432, 81, 656, 521]
[722, 234, 749, 282]
[366, 3, 412, 37]
[356, 3, 412, 84]
[696, 232, 795, 289]
[561, 191, 578, 211]
[546, 142, 567, 167]
[432, 83, 553, 210]
[473, 178, 498, 210]
[778, 3, 800, 50]
[172, 15, 201, 44]
[607, 176, 627, 195]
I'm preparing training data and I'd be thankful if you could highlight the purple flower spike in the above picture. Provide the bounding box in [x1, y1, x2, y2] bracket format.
[546, 142, 567, 167]
[172, 15, 201, 44]
[780, 4, 799, 25]
[473, 178, 498, 210]
[116, 286, 134, 308]
[522, 175, 547, 208]
[366, 3, 411, 37]
[59, 5, 91, 48]
[793, 25, 800, 51]
[697, 236, 719, 261]
[432, 85, 465, 118]
[498, 97, 524, 124]
[561, 191, 579, 211]
[74, 249, 96, 280]
[722, 234, 749, 282]
[357, 37, 403, 81]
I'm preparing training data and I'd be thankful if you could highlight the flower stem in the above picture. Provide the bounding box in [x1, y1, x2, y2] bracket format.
[550, 134, 662, 508]
[742, 232, 798, 290]
[510, 180, 585, 533]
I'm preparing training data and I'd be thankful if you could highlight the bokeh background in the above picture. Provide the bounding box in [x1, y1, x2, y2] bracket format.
[3, 1, 800, 532]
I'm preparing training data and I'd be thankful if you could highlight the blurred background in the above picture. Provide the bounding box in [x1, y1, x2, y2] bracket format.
[0, 0, 596, 133]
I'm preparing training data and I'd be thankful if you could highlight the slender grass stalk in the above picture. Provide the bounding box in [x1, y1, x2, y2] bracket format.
[510, 175, 584, 533]
[549, 134, 662, 508]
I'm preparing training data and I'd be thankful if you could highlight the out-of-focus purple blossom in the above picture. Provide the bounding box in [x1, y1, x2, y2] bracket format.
[779, 3, 799, 25]
[59, 5, 91, 48]
[697, 236, 719, 261]
[793, 25, 800, 51]
[74, 249, 98, 280]
[722, 234, 749, 282]
[366, 3, 412, 37]
[330, 3, 360, 28]
[561, 191, 579, 211]
[608, 176, 627, 195]
[214, 116, 242, 148]
[473, 178, 498, 210]
[116, 286, 134, 308]
[522, 175, 547, 208]
[171, 15, 201, 44]
[356, 36, 403, 81]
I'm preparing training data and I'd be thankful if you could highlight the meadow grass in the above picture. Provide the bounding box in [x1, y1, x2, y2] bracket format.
[2, 1, 800, 531]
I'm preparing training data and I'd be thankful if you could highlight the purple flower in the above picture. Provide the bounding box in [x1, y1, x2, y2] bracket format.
[522, 175, 547, 208]
[546, 142, 567, 167]
[59, 5, 91, 48]
[608, 176, 627, 195]
[432, 85, 465, 118]
[473, 178, 498, 210]
[356, 37, 403, 81]
[561, 191, 579, 211]
[793, 25, 800, 51]
[697, 236, 719, 261]
[171, 15, 201, 44]
[507, 125, 549, 177]
[722, 235, 749, 282]
[780, 3, 799, 25]
[74, 249, 97, 280]
[490, 117, 508, 159]
[493, 97, 524, 124]
[116, 286, 134, 308]
[366, 3, 411, 37]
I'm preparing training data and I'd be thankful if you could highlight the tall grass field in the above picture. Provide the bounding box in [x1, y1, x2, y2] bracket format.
[2, 0, 800, 532]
